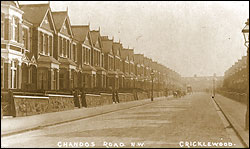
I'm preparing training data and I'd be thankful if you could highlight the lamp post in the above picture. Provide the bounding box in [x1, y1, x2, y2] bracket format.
[212, 73, 216, 98]
[150, 70, 155, 101]
[242, 18, 249, 130]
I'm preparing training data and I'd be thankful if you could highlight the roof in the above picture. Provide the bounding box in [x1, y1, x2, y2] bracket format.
[112, 42, 121, 56]
[95, 66, 106, 71]
[51, 11, 67, 32]
[90, 30, 100, 47]
[107, 70, 118, 75]
[20, 4, 49, 26]
[58, 57, 77, 66]
[134, 54, 144, 64]
[71, 25, 89, 42]
[101, 36, 113, 54]
[37, 55, 60, 64]
[82, 64, 96, 71]
[1, 1, 19, 8]
[121, 48, 129, 59]
[117, 70, 124, 75]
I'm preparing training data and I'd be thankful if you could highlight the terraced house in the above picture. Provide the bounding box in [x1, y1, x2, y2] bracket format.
[1, 1, 25, 90]
[121, 47, 131, 89]
[90, 29, 106, 89]
[134, 54, 145, 89]
[71, 25, 96, 89]
[1, 1, 184, 117]
[112, 41, 124, 89]
[52, 10, 78, 91]
[101, 36, 118, 90]
[223, 56, 247, 93]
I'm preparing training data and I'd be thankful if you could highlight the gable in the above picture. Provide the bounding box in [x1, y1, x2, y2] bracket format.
[40, 11, 54, 31]
[117, 49, 121, 57]
[84, 33, 91, 46]
[95, 38, 101, 49]
[60, 18, 72, 36]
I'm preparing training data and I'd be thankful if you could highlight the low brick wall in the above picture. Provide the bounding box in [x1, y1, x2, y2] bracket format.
[2, 94, 75, 117]
[118, 93, 135, 103]
[85, 94, 102, 108]
[13, 95, 49, 117]
[217, 91, 247, 105]
[137, 92, 149, 100]
[100, 93, 113, 105]
[47, 94, 75, 112]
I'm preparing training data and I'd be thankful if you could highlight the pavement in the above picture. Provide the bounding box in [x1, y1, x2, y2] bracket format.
[1, 93, 244, 148]
[214, 94, 249, 147]
[1, 96, 166, 136]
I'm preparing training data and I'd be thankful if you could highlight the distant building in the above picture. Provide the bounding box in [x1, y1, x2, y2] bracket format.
[183, 76, 224, 92]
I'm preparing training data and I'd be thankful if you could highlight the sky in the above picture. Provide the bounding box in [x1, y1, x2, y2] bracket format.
[19, 1, 249, 77]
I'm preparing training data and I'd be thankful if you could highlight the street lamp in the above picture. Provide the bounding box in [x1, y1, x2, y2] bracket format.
[212, 73, 216, 98]
[150, 70, 155, 101]
[242, 18, 249, 130]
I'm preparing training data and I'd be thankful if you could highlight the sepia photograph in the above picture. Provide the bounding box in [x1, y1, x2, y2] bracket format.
[1, 1, 249, 148]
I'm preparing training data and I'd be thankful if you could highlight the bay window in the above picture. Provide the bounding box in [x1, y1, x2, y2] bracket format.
[1, 58, 4, 88]
[22, 28, 28, 50]
[11, 61, 17, 89]
[1, 13, 4, 39]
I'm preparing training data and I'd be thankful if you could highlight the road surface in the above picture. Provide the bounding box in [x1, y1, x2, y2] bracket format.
[1, 93, 244, 148]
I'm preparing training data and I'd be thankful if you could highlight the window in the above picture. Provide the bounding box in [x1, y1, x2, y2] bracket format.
[73, 44, 76, 61]
[15, 17, 19, 41]
[52, 69, 57, 90]
[102, 54, 104, 67]
[29, 67, 32, 84]
[49, 36, 53, 56]
[59, 73, 64, 89]
[67, 41, 70, 59]
[70, 70, 73, 89]
[86, 49, 90, 65]
[38, 71, 47, 90]
[1, 13, 4, 39]
[44, 34, 48, 55]
[59, 37, 62, 56]
[11, 61, 17, 89]
[82, 47, 86, 65]
[64, 39, 67, 57]
[23, 28, 28, 50]
[1, 58, 4, 88]
[39, 32, 43, 54]
[88, 49, 91, 64]
[62, 39, 65, 57]
[11, 17, 18, 41]
[47, 35, 50, 56]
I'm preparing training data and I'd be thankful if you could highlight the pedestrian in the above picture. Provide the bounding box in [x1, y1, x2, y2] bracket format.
[8, 90, 16, 117]
[110, 87, 116, 104]
[115, 90, 120, 103]
[81, 89, 87, 107]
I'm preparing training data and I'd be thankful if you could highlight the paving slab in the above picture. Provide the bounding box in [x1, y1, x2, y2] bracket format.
[1, 96, 167, 136]
[214, 94, 249, 147]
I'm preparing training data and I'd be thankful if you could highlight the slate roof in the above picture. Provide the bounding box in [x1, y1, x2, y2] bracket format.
[71, 25, 89, 42]
[90, 30, 100, 47]
[20, 4, 49, 26]
[112, 42, 121, 56]
[95, 66, 106, 71]
[127, 49, 134, 61]
[82, 64, 97, 72]
[1, 1, 19, 8]
[121, 48, 129, 60]
[37, 55, 60, 65]
[51, 11, 67, 32]
[101, 36, 113, 54]
[134, 54, 144, 64]
[58, 57, 77, 66]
